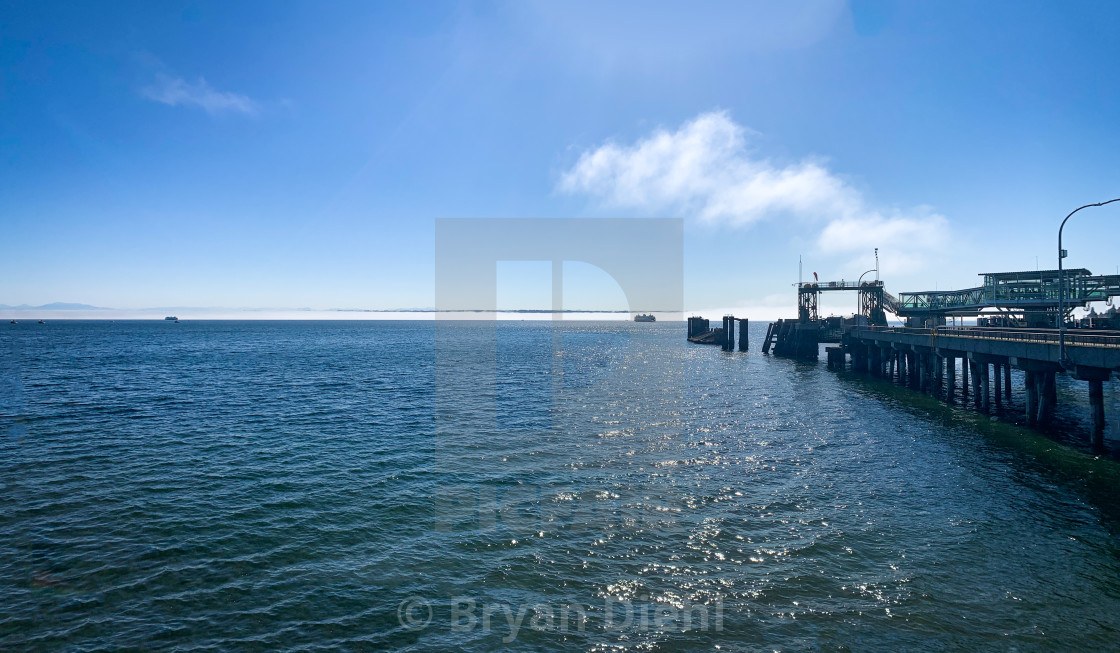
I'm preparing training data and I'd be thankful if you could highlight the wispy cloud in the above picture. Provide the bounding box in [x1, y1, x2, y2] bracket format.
[558, 110, 949, 262]
[140, 73, 258, 116]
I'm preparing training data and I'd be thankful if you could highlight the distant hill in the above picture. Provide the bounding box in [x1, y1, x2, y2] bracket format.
[0, 302, 106, 310]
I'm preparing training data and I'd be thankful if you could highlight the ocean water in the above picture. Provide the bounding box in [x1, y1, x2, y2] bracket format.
[2, 320, 1120, 651]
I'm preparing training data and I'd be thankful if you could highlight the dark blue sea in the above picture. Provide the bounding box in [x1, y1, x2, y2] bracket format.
[2, 320, 1120, 650]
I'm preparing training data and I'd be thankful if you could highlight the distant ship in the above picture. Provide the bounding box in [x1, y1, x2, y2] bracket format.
[9, 320, 15, 324]
[164, 316, 178, 321]
[634, 314, 656, 322]
[38, 320, 45, 324]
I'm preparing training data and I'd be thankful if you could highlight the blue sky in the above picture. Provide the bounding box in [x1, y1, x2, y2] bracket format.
[3, 1, 1120, 318]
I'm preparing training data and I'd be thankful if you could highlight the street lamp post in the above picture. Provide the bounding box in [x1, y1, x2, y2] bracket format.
[1057, 198, 1120, 366]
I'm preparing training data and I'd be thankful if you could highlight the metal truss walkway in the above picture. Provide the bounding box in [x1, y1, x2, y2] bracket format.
[895, 269, 1120, 317]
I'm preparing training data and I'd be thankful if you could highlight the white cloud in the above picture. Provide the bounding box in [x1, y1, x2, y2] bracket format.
[817, 208, 948, 255]
[141, 74, 258, 116]
[559, 110, 949, 261]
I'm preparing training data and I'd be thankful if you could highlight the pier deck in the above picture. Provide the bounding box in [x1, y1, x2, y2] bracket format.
[848, 326, 1120, 370]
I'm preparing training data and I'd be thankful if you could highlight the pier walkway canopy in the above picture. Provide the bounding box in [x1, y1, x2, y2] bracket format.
[894, 269, 1120, 318]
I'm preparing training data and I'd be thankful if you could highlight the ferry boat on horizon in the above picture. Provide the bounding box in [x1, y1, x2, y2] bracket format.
[634, 313, 656, 322]
[164, 316, 178, 321]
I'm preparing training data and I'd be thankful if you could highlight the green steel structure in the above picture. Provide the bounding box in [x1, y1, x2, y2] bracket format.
[797, 280, 893, 325]
[895, 269, 1120, 319]
[797, 268, 1120, 326]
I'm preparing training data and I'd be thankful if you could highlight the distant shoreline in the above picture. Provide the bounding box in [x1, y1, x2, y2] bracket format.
[0, 311, 692, 322]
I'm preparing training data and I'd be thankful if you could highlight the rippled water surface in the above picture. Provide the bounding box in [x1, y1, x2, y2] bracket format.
[3, 320, 1120, 650]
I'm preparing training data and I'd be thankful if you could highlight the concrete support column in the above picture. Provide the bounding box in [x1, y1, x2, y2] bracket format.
[933, 355, 944, 399]
[946, 356, 956, 403]
[961, 357, 969, 402]
[1025, 371, 1038, 425]
[908, 351, 920, 391]
[1003, 364, 1012, 402]
[1037, 371, 1057, 425]
[869, 344, 881, 377]
[980, 363, 990, 413]
[924, 354, 931, 396]
[969, 361, 981, 409]
[922, 353, 933, 394]
[738, 318, 749, 351]
[1089, 379, 1106, 450]
[993, 363, 1002, 407]
[1045, 371, 1058, 418]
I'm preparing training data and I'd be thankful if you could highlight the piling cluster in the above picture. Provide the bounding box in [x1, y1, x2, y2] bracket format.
[687, 316, 747, 351]
[762, 319, 818, 358]
[686, 317, 710, 340]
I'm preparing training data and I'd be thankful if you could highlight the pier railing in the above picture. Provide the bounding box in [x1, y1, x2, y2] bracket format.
[853, 325, 1120, 349]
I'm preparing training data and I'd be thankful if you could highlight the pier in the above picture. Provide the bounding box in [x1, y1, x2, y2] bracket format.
[840, 325, 1119, 448]
[820, 268, 1120, 448]
[693, 266, 1120, 449]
